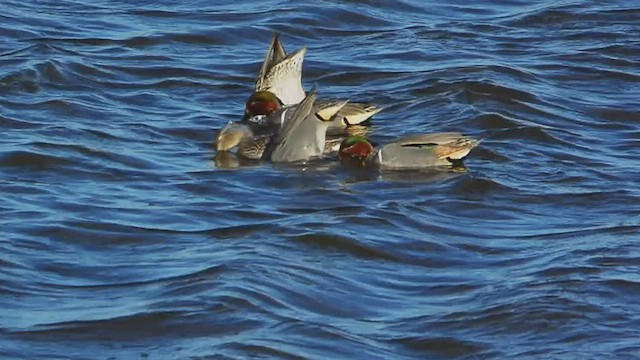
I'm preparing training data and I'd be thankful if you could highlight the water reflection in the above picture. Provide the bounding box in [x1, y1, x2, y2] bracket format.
[339, 164, 468, 184]
[214, 148, 469, 185]
[212, 151, 262, 169]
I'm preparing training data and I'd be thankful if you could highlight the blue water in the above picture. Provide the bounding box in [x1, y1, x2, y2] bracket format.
[2, 0, 640, 358]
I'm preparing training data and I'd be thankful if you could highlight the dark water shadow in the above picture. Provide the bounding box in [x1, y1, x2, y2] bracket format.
[339, 163, 470, 184]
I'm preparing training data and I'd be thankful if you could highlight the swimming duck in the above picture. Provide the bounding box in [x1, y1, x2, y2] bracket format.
[338, 132, 480, 169]
[214, 122, 271, 159]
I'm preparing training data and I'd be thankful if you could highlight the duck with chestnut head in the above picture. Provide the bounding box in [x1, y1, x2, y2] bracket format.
[338, 132, 480, 169]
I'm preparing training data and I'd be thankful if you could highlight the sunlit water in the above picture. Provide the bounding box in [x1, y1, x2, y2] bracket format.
[1, 0, 640, 358]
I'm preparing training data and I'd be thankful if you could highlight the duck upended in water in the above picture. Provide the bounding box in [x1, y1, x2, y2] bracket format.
[248, 34, 381, 130]
[269, 86, 347, 162]
[254, 34, 306, 107]
[338, 132, 481, 169]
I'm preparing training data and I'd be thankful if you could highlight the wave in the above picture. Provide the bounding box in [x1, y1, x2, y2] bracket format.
[0, 150, 69, 169]
[291, 233, 399, 261]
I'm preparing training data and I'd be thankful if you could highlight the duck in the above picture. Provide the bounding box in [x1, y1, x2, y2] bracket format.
[248, 34, 382, 130]
[338, 132, 481, 169]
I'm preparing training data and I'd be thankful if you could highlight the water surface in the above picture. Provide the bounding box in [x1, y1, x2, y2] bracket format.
[2, 0, 640, 358]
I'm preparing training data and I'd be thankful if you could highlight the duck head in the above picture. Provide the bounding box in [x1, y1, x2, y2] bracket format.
[338, 136, 375, 164]
[244, 91, 282, 119]
[214, 122, 252, 151]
